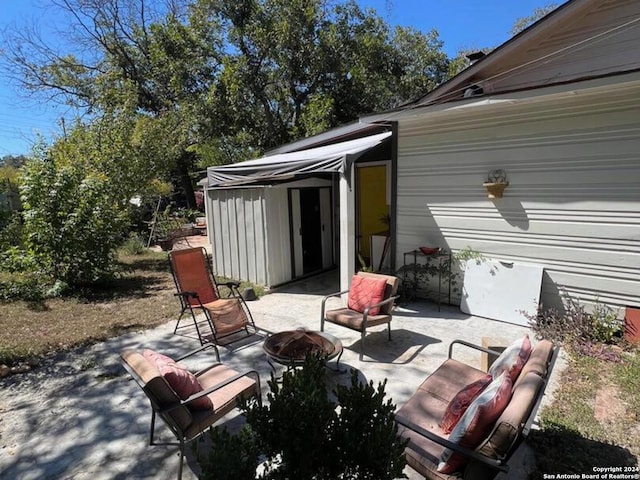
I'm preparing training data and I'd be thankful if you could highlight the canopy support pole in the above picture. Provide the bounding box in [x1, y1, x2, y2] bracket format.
[339, 164, 356, 295]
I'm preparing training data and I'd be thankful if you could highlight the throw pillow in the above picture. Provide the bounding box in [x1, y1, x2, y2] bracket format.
[143, 349, 176, 369]
[142, 348, 212, 410]
[488, 335, 532, 382]
[347, 275, 388, 316]
[437, 372, 513, 474]
[440, 374, 493, 434]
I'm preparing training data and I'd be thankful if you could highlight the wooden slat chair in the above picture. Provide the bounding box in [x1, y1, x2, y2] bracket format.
[320, 271, 399, 360]
[168, 247, 256, 345]
[120, 344, 261, 480]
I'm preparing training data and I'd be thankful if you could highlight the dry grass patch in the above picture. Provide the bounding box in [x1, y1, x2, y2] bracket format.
[0, 250, 176, 365]
[530, 349, 640, 474]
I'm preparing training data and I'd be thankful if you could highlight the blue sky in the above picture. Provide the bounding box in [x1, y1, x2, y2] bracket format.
[0, 0, 562, 157]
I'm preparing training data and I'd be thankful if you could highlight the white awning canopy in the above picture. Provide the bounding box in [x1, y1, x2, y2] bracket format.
[206, 131, 392, 188]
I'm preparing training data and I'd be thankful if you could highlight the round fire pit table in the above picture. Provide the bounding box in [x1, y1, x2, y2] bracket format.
[263, 329, 344, 373]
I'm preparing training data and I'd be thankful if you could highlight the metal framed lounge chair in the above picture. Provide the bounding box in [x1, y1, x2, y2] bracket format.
[169, 247, 256, 345]
[120, 344, 262, 480]
[320, 271, 399, 361]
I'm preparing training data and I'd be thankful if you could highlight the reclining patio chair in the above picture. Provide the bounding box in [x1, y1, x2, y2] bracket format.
[320, 271, 399, 360]
[120, 344, 262, 480]
[169, 247, 256, 345]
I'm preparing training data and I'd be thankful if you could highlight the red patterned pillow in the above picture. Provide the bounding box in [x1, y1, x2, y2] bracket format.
[437, 372, 512, 474]
[440, 374, 493, 434]
[143, 349, 212, 410]
[488, 335, 532, 382]
[347, 275, 387, 316]
[143, 349, 176, 368]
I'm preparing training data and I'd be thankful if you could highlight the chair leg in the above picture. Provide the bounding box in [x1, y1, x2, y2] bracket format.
[149, 410, 156, 445]
[173, 306, 189, 334]
[360, 330, 366, 361]
[177, 438, 184, 480]
[387, 322, 392, 341]
[320, 317, 325, 332]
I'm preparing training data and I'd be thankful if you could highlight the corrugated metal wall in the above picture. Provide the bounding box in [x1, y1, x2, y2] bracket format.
[395, 80, 640, 311]
[264, 188, 294, 286]
[207, 178, 333, 287]
[208, 188, 269, 285]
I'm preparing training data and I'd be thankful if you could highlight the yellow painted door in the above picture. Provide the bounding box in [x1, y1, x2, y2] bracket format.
[357, 165, 389, 268]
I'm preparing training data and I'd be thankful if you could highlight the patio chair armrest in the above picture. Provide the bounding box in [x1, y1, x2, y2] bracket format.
[217, 280, 242, 298]
[322, 289, 350, 303]
[160, 370, 261, 414]
[321, 289, 350, 318]
[181, 370, 261, 408]
[174, 290, 198, 299]
[395, 416, 509, 473]
[448, 339, 505, 362]
[174, 343, 221, 363]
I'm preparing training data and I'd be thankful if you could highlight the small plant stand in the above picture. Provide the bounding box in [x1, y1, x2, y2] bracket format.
[399, 249, 452, 310]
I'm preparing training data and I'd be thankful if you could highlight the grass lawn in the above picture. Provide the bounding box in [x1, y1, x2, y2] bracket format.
[531, 348, 640, 472]
[1, 252, 638, 473]
[0, 250, 176, 365]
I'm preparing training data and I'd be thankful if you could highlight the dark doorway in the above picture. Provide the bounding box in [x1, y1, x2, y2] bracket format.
[300, 189, 322, 274]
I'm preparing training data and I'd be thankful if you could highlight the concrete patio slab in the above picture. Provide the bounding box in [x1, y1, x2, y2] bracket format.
[0, 270, 565, 479]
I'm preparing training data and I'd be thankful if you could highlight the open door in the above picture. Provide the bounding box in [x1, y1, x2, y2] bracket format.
[290, 187, 333, 277]
[356, 163, 390, 271]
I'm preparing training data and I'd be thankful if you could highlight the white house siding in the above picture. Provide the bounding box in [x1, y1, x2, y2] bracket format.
[395, 77, 640, 312]
[207, 188, 269, 285]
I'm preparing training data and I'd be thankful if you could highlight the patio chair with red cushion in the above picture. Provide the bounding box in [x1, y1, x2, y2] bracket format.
[120, 343, 261, 480]
[320, 271, 399, 360]
[169, 247, 256, 345]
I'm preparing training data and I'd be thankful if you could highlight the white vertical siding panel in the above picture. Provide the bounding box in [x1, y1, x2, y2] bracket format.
[252, 190, 268, 285]
[207, 188, 269, 285]
[208, 190, 224, 276]
[396, 89, 640, 311]
[234, 194, 248, 281]
[244, 190, 257, 284]
[264, 188, 293, 286]
[225, 193, 240, 280]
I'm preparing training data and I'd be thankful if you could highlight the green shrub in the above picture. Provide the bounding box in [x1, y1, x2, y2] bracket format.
[0, 271, 46, 301]
[0, 211, 23, 252]
[244, 354, 335, 478]
[526, 295, 622, 355]
[199, 355, 408, 479]
[329, 373, 408, 479]
[197, 425, 260, 480]
[122, 233, 146, 255]
[19, 159, 130, 286]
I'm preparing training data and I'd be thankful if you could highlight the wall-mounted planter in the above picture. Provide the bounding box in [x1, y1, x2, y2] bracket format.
[483, 181, 509, 199]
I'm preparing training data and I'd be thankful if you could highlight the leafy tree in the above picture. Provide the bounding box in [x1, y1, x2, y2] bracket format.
[1, 0, 213, 207]
[0, 155, 29, 168]
[1, 0, 450, 206]
[205, 0, 448, 152]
